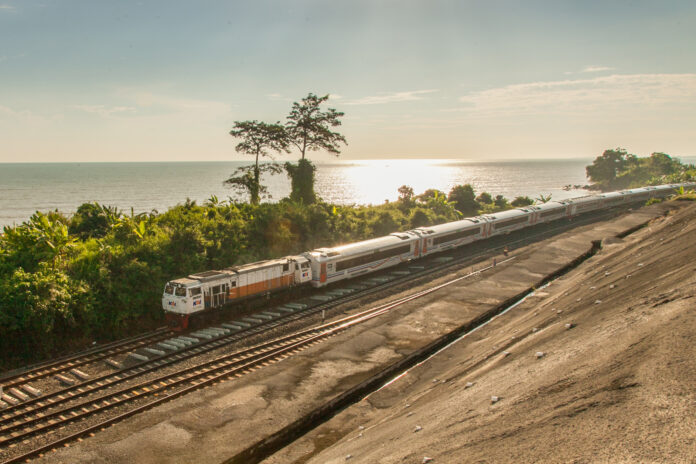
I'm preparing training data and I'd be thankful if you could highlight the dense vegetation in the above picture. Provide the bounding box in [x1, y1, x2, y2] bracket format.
[0, 184, 529, 369]
[586, 148, 696, 191]
[2, 147, 692, 370]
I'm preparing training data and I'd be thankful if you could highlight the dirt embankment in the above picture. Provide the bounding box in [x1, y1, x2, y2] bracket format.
[265, 202, 696, 464]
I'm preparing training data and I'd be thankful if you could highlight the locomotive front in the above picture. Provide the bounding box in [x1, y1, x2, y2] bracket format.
[162, 277, 204, 328]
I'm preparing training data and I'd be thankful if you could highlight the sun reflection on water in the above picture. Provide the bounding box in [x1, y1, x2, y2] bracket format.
[315, 159, 590, 205]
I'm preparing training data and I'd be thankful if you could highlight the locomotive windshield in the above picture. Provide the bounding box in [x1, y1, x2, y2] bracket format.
[175, 287, 186, 297]
[164, 284, 174, 295]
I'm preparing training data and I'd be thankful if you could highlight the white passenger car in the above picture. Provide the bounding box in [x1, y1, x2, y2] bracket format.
[486, 208, 533, 237]
[305, 232, 420, 287]
[411, 217, 489, 257]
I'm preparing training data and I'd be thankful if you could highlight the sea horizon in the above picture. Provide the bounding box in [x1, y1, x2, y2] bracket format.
[2, 157, 694, 229]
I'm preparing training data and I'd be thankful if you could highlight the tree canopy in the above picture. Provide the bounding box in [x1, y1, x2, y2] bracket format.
[227, 120, 288, 204]
[586, 148, 695, 191]
[285, 93, 346, 160]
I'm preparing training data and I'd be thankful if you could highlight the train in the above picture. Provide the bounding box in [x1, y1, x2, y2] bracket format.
[162, 183, 694, 329]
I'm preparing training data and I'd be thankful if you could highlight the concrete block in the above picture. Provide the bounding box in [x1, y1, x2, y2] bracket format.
[241, 317, 263, 324]
[262, 311, 281, 317]
[254, 313, 273, 320]
[165, 339, 187, 348]
[310, 295, 333, 302]
[190, 331, 214, 340]
[232, 321, 252, 327]
[9, 387, 29, 401]
[284, 302, 308, 309]
[21, 384, 42, 398]
[126, 352, 149, 363]
[276, 306, 295, 313]
[105, 358, 123, 369]
[491, 396, 500, 404]
[1, 394, 19, 405]
[178, 336, 199, 344]
[221, 323, 242, 331]
[70, 369, 90, 380]
[55, 374, 76, 386]
[143, 347, 167, 356]
[157, 342, 179, 351]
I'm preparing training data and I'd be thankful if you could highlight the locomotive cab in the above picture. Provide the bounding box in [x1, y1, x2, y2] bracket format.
[290, 256, 312, 285]
[162, 278, 202, 315]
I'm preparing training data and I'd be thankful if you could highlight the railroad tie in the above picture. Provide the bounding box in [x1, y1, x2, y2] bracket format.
[70, 369, 90, 381]
[126, 352, 149, 362]
[8, 388, 29, 402]
[54, 374, 76, 386]
[21, 384, 42, 398]
[104, 359, 123, 370]
[221, 323, 243, 331]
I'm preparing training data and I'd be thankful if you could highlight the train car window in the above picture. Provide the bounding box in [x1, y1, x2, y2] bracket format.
[164, 284, 174, 295]
[540, 210, 562, 218]
[302, 262, 310, 269]
[175, 287, 186, 297]
[230, 281, 237, 287]
[432, 227, 480, 246]
[189, 287, 201, 296]
[495, 216, 529, 229]
[283, 263, 289, 272]
[335, 244, 411, 272]
[212, 285, 220, 294]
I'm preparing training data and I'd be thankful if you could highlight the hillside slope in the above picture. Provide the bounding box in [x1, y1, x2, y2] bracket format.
[267, 201, 696, 463]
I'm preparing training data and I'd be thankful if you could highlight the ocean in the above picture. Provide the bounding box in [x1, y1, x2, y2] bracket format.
[0, 158, 689, 229]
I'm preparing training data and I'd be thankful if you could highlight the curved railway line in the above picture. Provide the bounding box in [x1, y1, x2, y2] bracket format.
[0, 205, 647, 463]
[0, 257, 513, 464]
[0, 328, 173, 391]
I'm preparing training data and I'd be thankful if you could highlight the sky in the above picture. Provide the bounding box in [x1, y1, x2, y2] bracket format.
[1, 0, 695, 163]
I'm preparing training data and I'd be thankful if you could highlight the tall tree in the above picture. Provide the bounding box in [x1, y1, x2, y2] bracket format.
[226, 120, 288, 205]
[586, 148, 634, 189]
[284, 93, 347, 203]
[447, 184, 479, 216]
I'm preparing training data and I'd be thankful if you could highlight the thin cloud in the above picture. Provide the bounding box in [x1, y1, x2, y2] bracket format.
[457, 74, 696, 117]
[74, 105, 137, 117]
[564, 65, 615, 75]
[0, 4, 15, 10]
[342, 89, 438, 106]
[114, 90, 232, 116]
[581, 65, 614, 73]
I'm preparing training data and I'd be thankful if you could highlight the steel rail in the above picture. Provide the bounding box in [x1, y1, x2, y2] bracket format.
[0, 328, 173, 389]
[0, 206, 624, 424]
[0, 258, 513, 463]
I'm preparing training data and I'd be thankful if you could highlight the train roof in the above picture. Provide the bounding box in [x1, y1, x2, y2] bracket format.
[565, 194, 603, 204]
[411, 217, 485, 236]
[533, 201, 565, 211]
[187, 270, 231, 283]
[225, 257, 289, 273]
[480, 207, 532, 222]
[308, 232, 417, 259]
[170, 277, 201, 286]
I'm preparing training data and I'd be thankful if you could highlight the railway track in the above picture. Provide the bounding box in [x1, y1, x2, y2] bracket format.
[0, 207, 625, 407]
[0, 328, 173, 392]
[0, 205, 643, 462]
[0, 258, 511, 464]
